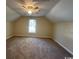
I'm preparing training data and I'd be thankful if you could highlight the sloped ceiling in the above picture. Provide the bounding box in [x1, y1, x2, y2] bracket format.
[46, 0, 73, 22]
[6, 0, 73, 22]
[6, 0, 59, 16]
[6, 6, 20, 21]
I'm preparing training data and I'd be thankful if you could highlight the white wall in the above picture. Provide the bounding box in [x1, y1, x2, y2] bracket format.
[53, 22, 73, 54]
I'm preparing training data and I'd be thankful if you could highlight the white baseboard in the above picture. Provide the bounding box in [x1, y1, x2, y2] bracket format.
[6, 35, 14, 40]
[14, 35, 52, 39]
[54, 39, 73, 55]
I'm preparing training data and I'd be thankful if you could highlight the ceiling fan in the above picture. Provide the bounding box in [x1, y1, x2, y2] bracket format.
[16, 0, 42, 15]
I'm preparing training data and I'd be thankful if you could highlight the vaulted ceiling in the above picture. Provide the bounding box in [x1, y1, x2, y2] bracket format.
[46, 0, 73, 22]
[6, 6, 20, 21]
[6, 0, 73, 22]
[7, 0, 59, 16]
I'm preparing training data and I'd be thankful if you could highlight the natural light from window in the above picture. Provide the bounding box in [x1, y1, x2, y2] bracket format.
[28, 19, 36, 33]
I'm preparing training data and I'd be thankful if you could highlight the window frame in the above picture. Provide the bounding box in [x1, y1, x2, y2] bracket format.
[28, 19, 36, 33]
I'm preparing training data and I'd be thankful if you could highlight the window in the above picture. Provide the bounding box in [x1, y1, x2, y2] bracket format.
[28, 19, 36, 33]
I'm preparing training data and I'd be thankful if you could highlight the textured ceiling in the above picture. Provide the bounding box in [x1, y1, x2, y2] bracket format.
[6, 0, 60, 16]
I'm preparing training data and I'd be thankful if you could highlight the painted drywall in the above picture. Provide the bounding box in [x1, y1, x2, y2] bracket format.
[7, 0, 60, 16]
[46, 0, 73, 22]
[6, 6, 20, 21]
[6, 6, 20, 39]
[53, 22, 73, 54]
[13, 16, 53, 38]
[6, 21, 14, 39]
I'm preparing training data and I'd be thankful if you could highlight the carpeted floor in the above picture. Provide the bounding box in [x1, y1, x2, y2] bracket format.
[6, 37, 72, 59]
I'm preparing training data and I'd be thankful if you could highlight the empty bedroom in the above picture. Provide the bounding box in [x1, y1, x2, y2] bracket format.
[6, 0, 73, 59]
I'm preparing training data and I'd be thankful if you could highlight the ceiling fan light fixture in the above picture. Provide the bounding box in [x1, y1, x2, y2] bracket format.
[28, 10, 32, 15]
[20, 1, 40, 15]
